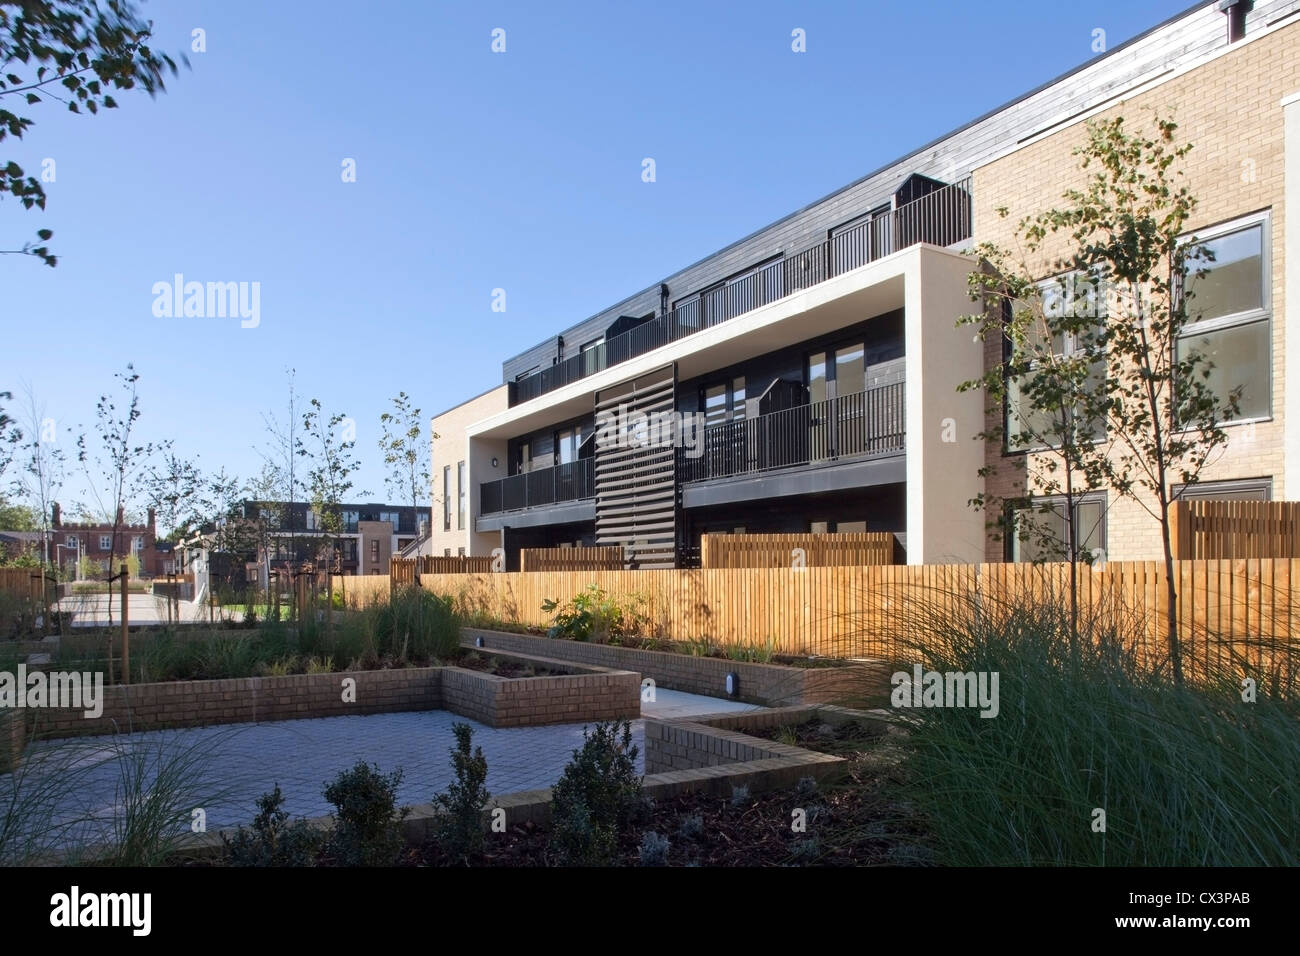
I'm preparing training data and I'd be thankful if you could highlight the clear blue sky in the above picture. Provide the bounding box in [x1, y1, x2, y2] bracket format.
[1, 0, 1194, 516]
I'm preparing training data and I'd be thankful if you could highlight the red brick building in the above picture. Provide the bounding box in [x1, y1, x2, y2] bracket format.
[49, 503, 163, 578]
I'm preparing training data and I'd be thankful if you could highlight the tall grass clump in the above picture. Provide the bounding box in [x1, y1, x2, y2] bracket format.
[867, 574, 1299, 866]
[373, 586, 460, 662]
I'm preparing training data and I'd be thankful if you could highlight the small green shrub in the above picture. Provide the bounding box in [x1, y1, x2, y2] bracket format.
[433, 723, 492, 864]
[322, 761, 409, 866]
[550, 720, 643, 865]
[541, 586, 649, 644]
[224, 785, 323, 867]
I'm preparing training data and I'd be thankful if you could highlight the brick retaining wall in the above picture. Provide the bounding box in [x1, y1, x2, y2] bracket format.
[463, 627, 887, 706]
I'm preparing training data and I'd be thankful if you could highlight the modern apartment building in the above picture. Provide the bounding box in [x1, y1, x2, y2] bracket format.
[238, 501, 427, 576]
[433, 0, 1300, 569]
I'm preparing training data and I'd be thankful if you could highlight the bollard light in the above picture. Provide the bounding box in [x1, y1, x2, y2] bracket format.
[725, 672, 739, 698]
[474, 636, 485, 648]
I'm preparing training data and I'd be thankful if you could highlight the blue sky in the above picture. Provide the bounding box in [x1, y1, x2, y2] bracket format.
[1, 0, 1193, 517]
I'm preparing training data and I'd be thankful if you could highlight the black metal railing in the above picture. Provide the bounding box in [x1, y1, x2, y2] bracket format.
[677, 381, 905, 484]
[509, 179, 970, 406]
[479, 457, 596, 517]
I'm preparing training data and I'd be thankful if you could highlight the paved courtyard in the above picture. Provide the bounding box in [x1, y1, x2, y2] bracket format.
[6, 689, 758, 846]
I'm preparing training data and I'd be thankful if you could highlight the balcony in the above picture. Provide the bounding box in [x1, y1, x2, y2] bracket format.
[677, 382, 905, 484]
[509, 178, 970, 406]
[480, 458, 595, 517]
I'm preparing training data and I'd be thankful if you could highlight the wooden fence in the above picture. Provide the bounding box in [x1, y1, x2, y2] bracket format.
[390, 555, 494, 584]
[520, 546, 624, 572]
[420, 558, 1299, 682]
[0, 568, 56, 603]
[700, 532, 896, 568]
[1171, 500, 1300, 559]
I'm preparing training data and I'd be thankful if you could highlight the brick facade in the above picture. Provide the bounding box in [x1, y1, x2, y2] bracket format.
[972, 21, 1300, 561]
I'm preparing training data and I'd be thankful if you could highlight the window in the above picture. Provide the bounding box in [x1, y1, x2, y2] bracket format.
[515, 366, 540, 381]
[579, 338, 604, 376]
[517, 440, 531, 475]
[556, 428, 579, 465]
[1005, 272, 1108, 453]
[701, 377, 747, 426]
[1173, 477, 1272, 503]
[457, 461, 466, 530]
[343, 510, 359, 533]
[99, 535, 111, 551]
[378, 510, 399, 527]
[1176, 214, 1271, 423]
[457, 547, 466, 557]
[1009, 495, 1107, 563]
[443, 465, 451, 531]
[370, 540, 379, 561]
[132, 536, 144, 552]
[306, 509, 320, 531]
[444, 548, 451, 557]
[66, 536, 77, 549]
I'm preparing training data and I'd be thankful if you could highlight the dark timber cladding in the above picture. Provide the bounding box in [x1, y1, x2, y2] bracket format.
[595, 365, 678, 569]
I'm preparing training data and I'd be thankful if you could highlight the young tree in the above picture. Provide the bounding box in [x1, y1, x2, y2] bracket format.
[962, 116, 1235, 684]
[144, 450, 205, 541]
[76, 364, 165, 583]
[302, 398, 365, 571]
[0, 390, 19, 477]
[258, 368, 304, 570]
[378, 391, 433, 516]
[10, 383, 66, 566]
[959, 248, 1113, 640]
[0, 0, 183, 265]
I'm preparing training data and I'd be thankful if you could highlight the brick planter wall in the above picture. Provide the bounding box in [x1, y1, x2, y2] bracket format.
[442, 657, 640, 728]
[463, 627, 887, 706]
[24, 667, 444, 739]
[8, 649, 640, 743]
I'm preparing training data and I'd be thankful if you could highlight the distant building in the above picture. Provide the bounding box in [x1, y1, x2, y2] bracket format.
[235, 500, 428, 577]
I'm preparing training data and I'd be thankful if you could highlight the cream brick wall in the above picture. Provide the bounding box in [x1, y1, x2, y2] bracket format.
[972, 22, 1300, 561]
[430, 386, 509, 557]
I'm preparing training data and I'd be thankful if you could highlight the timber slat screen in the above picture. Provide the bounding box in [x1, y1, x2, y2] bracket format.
[420, 558, 1299, 684]
[594, 365, 678, 569]
[1170, 500, 1300, 559]
[390, 555, 493, 584]
[700, 532, 895, 568]
[520, 546, 624, 572]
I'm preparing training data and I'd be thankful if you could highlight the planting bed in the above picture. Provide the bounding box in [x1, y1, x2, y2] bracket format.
[463, 627, 890, 707]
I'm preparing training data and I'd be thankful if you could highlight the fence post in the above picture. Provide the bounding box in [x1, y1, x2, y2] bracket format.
[120, 562, 130, 685]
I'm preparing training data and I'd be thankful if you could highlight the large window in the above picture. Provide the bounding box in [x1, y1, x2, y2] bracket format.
[1176, 214, 1271, 423]
[457, 461, 466, 530]
[556, 428, 579, 465]
[1009, 494, 1107, 563]
[442, 465, 451, 531]
[1005, 271, 1107, 453]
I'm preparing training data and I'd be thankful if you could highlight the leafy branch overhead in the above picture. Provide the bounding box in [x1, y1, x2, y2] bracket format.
[0, 0, 185, 265]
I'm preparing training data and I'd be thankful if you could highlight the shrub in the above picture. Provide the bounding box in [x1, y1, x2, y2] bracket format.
[433, 723, 491, 864]
[224, 785, 323, 867]
[322, 761, 409, 866]
[677, 814, 705, 842]
[541, 586, 649, 644]
[549, 720, 643, 865]
[638, 831, 670, 866]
